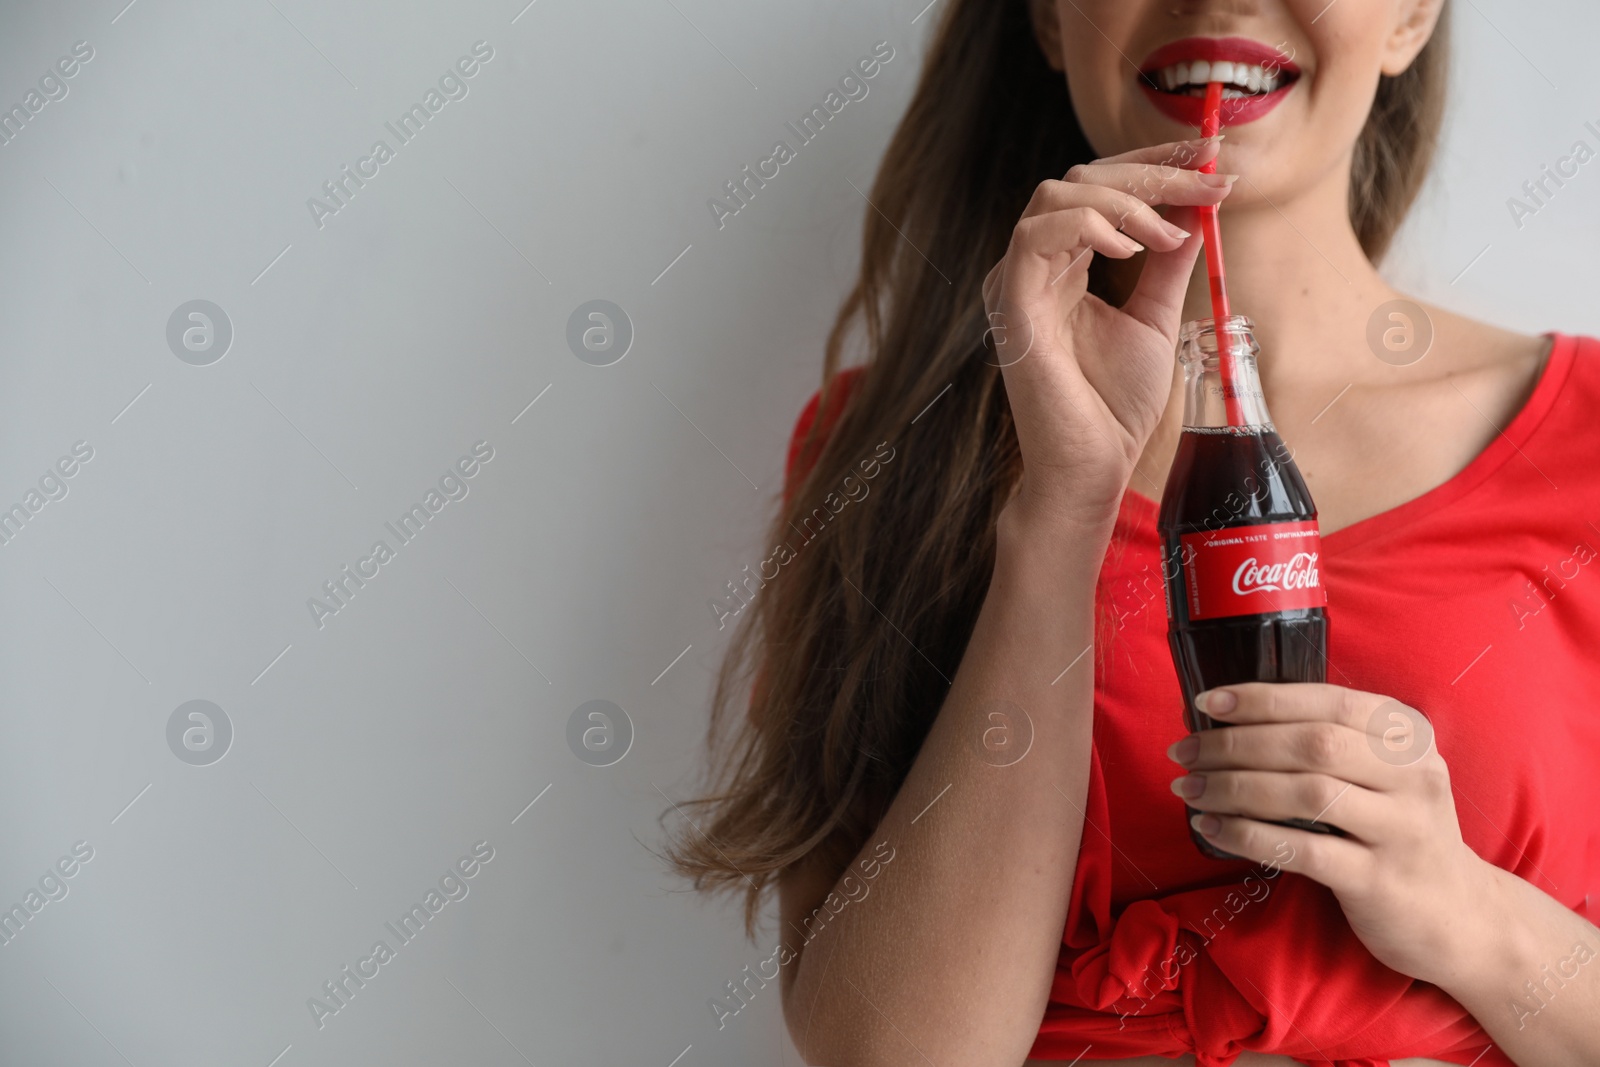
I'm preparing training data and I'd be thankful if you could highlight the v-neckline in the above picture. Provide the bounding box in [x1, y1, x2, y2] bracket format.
[1119, 333, 1575, 552]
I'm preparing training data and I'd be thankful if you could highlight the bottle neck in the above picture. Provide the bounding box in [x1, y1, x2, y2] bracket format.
[1178, 318, 1273, 431]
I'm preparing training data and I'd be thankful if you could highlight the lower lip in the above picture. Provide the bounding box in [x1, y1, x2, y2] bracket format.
[1139, 82, 1294, 127]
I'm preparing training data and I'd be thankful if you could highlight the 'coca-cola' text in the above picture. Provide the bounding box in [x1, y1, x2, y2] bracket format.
[1232, 551, 1321, 596]
[1177, 521, 1328, 621]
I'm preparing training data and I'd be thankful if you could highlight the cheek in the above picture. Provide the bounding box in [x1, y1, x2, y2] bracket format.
[1055, 2, 1155, 153]
[1287, 0, 1398, 112]
[1214, 5, 1397, 202]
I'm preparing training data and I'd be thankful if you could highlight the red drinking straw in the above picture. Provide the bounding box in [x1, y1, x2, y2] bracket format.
[1197, 80, 1244, 426]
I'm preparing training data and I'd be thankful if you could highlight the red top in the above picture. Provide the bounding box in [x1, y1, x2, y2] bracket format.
[782, 334, 1600, 1067]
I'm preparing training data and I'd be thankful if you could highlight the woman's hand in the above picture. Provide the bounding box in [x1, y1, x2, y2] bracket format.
[982, 138, 1233, 529]
[1167, 682, 1500, 986]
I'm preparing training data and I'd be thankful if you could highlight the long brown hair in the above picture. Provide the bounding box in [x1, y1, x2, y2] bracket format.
[667, 0, 1452, 933]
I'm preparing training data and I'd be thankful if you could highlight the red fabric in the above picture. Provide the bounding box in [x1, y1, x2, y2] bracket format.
[782, 336, 1600, 1066]
[783, 371, 860, 507]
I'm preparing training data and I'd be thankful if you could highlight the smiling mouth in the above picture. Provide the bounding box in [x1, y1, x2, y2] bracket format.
[1136, 38, 1302, 126]
[1140, 59, 1299, 99]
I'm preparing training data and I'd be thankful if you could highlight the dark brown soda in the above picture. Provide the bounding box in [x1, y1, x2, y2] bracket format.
[1158, 426, 1335, 860]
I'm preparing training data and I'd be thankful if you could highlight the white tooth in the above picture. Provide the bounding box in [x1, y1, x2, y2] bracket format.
[1173, 61, 1191, 86]
[1190, 60, 1211, 83]
[1162, 66, 1178, 90]
[1221, 87, 1246, 99]
[1234, 65, 1255, 89]
[1210, 61, 1235, 84]
[1246, 65, 1264, 92]
[1261, 71, 1279, 92]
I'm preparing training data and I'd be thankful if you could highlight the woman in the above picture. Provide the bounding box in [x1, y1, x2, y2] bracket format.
[670, 1, 1600, 1064]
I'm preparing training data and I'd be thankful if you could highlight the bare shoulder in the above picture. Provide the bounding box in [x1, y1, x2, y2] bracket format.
[1402, 302, 1555, 425]
[1418, 304, 1553, 382]
[1295, 305, 1560, 533]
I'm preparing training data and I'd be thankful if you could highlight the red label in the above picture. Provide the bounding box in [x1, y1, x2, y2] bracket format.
[1177, 521, 1327, 621]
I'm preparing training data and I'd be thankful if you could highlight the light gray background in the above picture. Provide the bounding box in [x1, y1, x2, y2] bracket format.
[0, 1, 1595, 1065]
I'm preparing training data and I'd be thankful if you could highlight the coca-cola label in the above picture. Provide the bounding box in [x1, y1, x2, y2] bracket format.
[1177, 521, 1327, 621]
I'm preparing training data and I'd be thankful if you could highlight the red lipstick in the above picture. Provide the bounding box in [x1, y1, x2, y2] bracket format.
[1138, 36, 1300, 127]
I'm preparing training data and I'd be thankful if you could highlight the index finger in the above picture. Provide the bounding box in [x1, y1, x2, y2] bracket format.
[1088, 137, 1222, 170]
[1195, 684, 1439, 767]
[1197, 682, 1399, 736]
[1190, 682, 1439, 775]
[1067, 162, 1236, 207]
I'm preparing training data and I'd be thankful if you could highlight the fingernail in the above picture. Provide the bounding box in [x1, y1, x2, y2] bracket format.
[1191, 813, 1222, 836]
[1195, 689, 1237, 715]
[1199, 173, 1239, 187]
[1170, 774, 1206, 799]
[1167, 734, 1200, 765]
[1161, 220, 1191, 240]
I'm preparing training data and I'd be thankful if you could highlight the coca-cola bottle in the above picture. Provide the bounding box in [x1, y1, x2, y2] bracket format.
[1157, 316, 1336, 860]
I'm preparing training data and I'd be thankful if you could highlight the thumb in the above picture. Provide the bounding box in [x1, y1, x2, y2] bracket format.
[1120, 206, 1204, 340]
